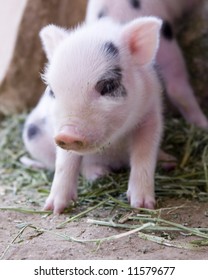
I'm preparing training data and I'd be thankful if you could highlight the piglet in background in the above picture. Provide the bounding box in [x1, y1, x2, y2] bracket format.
[22, 90, 56, 170]
[23, 17, 163, 213]
[86, 0, 208, 129]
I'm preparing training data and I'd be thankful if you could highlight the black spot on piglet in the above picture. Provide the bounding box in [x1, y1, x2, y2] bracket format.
[27, 124, 40, 140]
[98, 10, 107, 19]
[161, 20, 174, 41]
[103, 41, 119, 58]
[129, 0, 141, 9]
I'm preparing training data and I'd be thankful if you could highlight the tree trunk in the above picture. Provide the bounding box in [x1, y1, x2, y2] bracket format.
[0, 0, 86, 116]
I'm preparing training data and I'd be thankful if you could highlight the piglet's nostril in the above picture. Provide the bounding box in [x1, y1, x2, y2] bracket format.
[56, 139, 67, 148]
[73, 140, 84, 147]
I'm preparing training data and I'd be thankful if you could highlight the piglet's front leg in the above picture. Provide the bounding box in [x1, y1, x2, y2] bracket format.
[127, 109, 162, 209]
[44, 148, 82, 214]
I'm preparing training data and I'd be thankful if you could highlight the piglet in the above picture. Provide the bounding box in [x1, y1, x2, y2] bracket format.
[86, 0, 208, 129]
[23, 17, 163, 213]
[22, 88, 56, 170]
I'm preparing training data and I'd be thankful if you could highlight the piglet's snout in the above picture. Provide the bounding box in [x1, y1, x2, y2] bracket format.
[55, 125, 87, 151]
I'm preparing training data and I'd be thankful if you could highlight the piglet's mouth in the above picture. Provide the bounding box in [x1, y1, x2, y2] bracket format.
[56, 139, 86, 151]
[56, 140, 111, 156]
[55, 137, 103, 154]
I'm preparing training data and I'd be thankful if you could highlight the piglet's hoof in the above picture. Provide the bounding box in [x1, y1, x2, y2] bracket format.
[44, 191, 77, 214]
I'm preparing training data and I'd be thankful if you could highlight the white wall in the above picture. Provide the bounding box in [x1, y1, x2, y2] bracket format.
[0, 0, 27, 83]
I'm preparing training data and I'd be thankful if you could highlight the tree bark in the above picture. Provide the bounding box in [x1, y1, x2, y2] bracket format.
[0, 0, 87, 116]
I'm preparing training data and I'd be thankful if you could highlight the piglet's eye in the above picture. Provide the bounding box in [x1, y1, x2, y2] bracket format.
[48, 89, 55, 98]
[96, 79, 120, 97]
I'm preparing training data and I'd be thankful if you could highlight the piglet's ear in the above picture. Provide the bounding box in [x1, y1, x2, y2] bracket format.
[121, 17, 162, 66]
[39, 24, 68, 60]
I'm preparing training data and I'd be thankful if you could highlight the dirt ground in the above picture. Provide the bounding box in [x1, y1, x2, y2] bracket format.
[0, 190, 207, 260]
